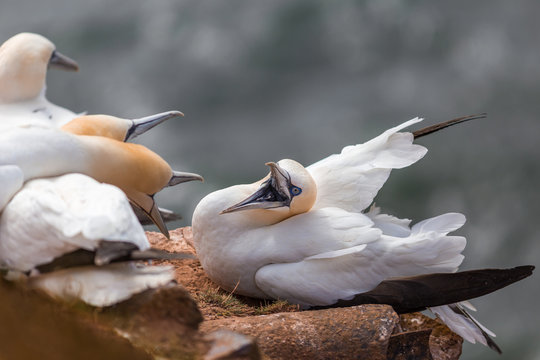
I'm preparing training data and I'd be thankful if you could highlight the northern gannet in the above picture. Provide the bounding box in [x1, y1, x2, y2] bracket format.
[192, 116, 532, 352]
[0, 173, 192, 307]
[0, 111, 203, 237]
[0, 32, 79, 129]
[0, 32, 184, 225]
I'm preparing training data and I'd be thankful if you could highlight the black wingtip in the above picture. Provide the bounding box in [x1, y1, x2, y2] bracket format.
[487, 336, 502, 354]
[314, 265, 535, 313]
[413, 113, 487, 139]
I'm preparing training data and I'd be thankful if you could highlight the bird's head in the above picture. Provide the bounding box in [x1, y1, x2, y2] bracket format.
[65, 113, 202, 239]
[0, 32, 78, 103]
[221, 159, 317, 219]
[61, 111, 184, 142]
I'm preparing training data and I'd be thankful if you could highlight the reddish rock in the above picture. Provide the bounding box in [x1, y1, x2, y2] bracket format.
[0, 227, 464, 360]
[387, 329, 433, 360]
[399, 313, 463, 360]
[101, 284, 206, 359]
[0, 278, 151, 360]
[201, 304, 400, 360]
[205, 330, 261, 360]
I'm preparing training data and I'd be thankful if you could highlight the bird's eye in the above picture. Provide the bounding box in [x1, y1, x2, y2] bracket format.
[290, 186, 302, 196]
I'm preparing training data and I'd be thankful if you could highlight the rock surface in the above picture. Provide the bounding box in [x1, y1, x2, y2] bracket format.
[201, 304, 399, 360]
[0, 227, 464, 359]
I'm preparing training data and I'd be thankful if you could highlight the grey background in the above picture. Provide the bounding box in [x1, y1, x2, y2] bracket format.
[1, 1, 539, 358]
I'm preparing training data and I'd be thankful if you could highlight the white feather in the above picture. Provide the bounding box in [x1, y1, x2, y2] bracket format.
[28, 263, 174, 307]
[253, 211, 466, 305]
[0, 98, 78, 131]
[431, 303, 496, 346]
[0, 173, 149, 271]
[308, 118, 427, 212]
[193, 117, 496, 348]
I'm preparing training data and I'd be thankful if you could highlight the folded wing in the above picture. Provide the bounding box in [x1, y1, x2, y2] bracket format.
[254, 211, 466, 306]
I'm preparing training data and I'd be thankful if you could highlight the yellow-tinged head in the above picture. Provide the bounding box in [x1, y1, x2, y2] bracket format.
[62, 115, 131, 141]
[61, 111, 184, 142]
[221, 159, 317, 223]
[0, 32, 78, 103]
[62, 111, 199, 238]
[81, 136, 174, 237]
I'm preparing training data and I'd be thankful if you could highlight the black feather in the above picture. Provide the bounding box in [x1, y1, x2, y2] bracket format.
[36, 240, 195, 273]
[413, 113, 487, 139]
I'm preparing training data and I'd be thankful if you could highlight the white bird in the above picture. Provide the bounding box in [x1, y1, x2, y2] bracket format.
[0, 32, 184, 225]
[0, 112, 198, 306]
[0, 173, 189, 307]
[0, 32, 80, 129]
[0, 111, 203, 237]
[192, 116, 529, 352]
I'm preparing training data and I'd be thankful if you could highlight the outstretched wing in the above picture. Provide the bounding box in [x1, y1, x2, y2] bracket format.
[307, 118, 427, 212]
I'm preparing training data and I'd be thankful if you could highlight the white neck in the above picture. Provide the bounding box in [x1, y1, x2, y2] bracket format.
[192, 184, 293, 298]
[0, 127, 88, 180]
[0, 59, 47, 104]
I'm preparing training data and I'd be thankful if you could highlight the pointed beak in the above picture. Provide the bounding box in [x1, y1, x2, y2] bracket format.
[167, 171, 204, 187]
[129, 196, 170, 239]
[220, 162, 292, 214]
[48, 50, 79, 72]
[124, 111, 184, 142]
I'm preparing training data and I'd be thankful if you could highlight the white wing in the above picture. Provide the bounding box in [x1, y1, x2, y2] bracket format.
[307, 118, 427, 212]
[28, 263, 174, 307]
[0, 173, 149, 272]
[365, 205, 412, 237]
[254, 210, 466, 306]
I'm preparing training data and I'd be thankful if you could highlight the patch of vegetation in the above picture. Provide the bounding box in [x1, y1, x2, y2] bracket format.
[196, 287, 247, 318]
[194, 286, 299, 319]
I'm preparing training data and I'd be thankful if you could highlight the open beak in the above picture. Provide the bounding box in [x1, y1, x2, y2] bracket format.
[48, 50, 79, 72]
[221, 162, 292, 214]
[125, 111, 184, 142]
[167, 171, 204, 187]
[129, 194, 170, 239]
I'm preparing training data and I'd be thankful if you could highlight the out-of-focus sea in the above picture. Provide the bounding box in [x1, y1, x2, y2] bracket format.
[1, 1, 538, 358]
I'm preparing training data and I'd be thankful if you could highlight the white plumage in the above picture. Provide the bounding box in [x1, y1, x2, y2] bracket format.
[0, 174, 174, 306]
[0, 32, 80, 130]
[0, 174, 147, 271]
[192, 117, 494, 348]
[27, 263, 174, 307]
[0, 33, 189, 307]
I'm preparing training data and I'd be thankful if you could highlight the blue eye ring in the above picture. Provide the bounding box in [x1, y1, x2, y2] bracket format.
[290, 186, 302, 196]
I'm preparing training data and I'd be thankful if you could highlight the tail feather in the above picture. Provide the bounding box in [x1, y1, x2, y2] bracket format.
[430, 304, 501, 354]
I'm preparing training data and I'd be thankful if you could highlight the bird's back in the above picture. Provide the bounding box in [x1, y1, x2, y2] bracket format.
[0, 173, 149, 272]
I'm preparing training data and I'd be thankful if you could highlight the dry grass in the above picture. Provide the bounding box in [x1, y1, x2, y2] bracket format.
[193, 285, 299, 320]
[147, 228, 301, 320]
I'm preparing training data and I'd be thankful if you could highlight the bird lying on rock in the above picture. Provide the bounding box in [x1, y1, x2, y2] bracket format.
[0, 32, 80, 129]
[192, 114, 534, 353]
[0, 111, 203, 237]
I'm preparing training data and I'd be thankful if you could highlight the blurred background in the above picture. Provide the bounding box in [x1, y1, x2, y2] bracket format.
[1, 1, 539, 358]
